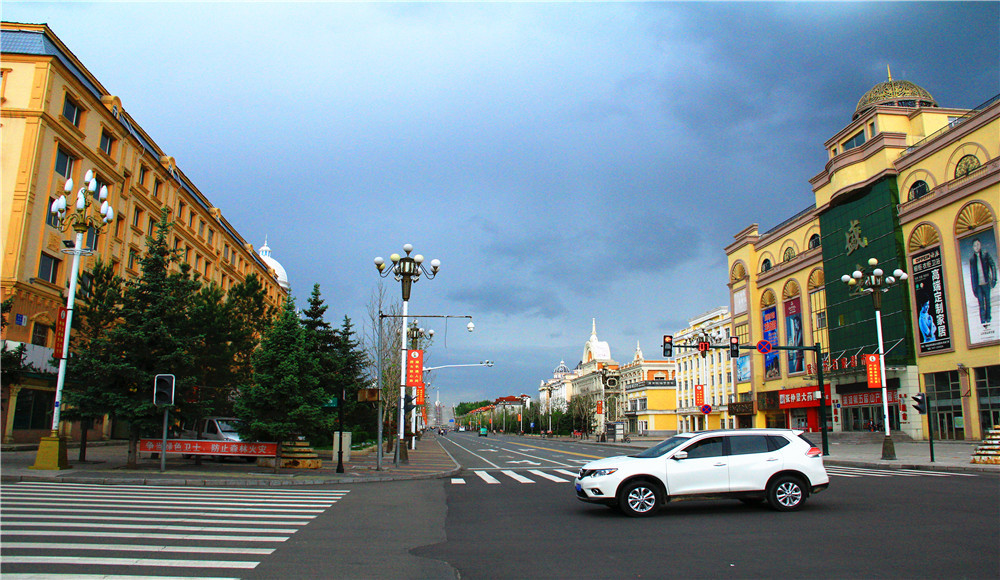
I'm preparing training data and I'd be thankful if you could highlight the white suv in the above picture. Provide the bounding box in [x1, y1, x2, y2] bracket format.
[575, 429, 829, 517]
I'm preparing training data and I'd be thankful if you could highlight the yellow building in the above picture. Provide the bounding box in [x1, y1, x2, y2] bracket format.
[1, 22, 289, 443]
[727, 72, 998, 441]
[620, 342, 676, 436]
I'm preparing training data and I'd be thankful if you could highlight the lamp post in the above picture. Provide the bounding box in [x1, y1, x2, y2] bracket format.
[374, 244, 439, 465]
[32, 171, 116, 470]
[841, 257, 908, 461]
[406, 319, 435, 446]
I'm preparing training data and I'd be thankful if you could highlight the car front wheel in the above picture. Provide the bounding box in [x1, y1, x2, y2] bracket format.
[619, 480, 660, 517]
[767, 475, 806, 511]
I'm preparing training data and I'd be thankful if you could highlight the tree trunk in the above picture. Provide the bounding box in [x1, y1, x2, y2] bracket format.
[127, 429, 139, 468]
[77, 418, 90, 462]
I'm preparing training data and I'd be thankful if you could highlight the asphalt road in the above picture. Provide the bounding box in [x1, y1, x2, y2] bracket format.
[3, 432, 997, 579]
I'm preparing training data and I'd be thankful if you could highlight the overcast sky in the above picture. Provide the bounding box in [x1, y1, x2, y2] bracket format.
[5, 1, 999, 411]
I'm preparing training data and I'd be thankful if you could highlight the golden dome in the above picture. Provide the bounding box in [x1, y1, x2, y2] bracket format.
[853, 68, 937, 119]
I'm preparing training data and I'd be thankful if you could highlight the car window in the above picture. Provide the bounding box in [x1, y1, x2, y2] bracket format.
[218, 420, 241, 433]
[728, 435, 771, 455]
[633, 434, 693, 458]
[682, 436, 724, 459]
[206, 421, 218, 435]
[766, 435, 791, 451]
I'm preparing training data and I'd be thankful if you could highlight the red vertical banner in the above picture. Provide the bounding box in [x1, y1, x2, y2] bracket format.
[596, 400, 604, 414]
[405, 350, 424, 387]
[865, 354, 882, 389]
[695, 385, 705, 406]
[416, 385, 425, 405]
[53, 307, 69, 359]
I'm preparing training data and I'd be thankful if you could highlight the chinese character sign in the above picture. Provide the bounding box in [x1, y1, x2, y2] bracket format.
[911, 246, 951, 353]
[865, 354, 882, 390]
[53, 307, 69, 359]
[762, 306, 780, 380]
[405, 350, 424, 387]
[694, 385, 705, 407]
[416, 385, 425, 405]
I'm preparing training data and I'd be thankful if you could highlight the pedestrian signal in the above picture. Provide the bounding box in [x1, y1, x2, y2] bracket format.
[153, 374, 175, 406]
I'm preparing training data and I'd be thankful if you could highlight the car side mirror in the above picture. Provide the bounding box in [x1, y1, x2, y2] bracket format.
[672, 451, 688, 460]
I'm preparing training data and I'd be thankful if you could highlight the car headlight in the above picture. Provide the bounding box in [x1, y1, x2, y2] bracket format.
[591, 468, 618, 477]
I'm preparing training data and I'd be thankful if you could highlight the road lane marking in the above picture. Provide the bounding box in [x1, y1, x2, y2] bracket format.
[0, 576, 239, 580]
[5, 514, 309, 525]
[4, 522, 299, 533]
[508, 441, 606, 459]
[474, 471, 501, 484]
[7, 482, 351, 495]
[450, 478, 465, 484]
[1, 508, 316, 519]
[555, 469, 579, 478]
[501, 470, 534, 483]
[0, 556, 260, 569]
[441, 439, 501, 468]
[528, 470, 568, 483]
[1, 543, 275, 555]
[1, 531, 289, 542]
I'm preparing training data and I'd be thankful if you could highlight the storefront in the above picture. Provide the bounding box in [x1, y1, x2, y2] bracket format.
[728, 401, 755, 429]
[837, 381, 901, 433]
[778, 385, 832, 433]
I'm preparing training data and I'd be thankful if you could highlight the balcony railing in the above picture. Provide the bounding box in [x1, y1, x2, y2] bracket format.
[899, 93, 1000, 158]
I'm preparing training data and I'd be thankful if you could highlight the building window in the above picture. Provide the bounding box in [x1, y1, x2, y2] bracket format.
[842, 130, 866, 152]
[761, 259, 772, 273]
[909, 180, 929, 200]
[177, 202, 186, 220]
[783, 247, 796, 262]
[99, 130, 115, 155]
[138, 165, 148, 186]
[223, 245, 230, 263]
[92, 176, 107, 201]
[207, 229, 214, 245]
[62, 94, 82, 127]
[188, 213, 195, 228]
[808, 234, 821, 250]
[128, 248, 139, 270]
[38, 253, 60, 284]
[147, 217, 156, 237]
[31, 323, 50, 347]
[975, 366, 1000, 436]
[152, 180, 161, 198]
[132, 208, 143, 228]
[46, 198, 60, 228]
[198, 220, 206, 238]
[54, 148, 75, 178]
[115, 216, 125, 238]
[955, 155, 981, 179]
[12, 388, 55, 430]
[85, 226, 99, 251]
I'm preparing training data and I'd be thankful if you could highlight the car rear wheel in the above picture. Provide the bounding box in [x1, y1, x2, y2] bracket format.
[767, 475, 806, 511]
[619, 481, 660, 517]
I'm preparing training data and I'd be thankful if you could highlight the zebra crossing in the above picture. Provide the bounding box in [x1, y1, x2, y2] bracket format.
[449, 466, 975, 486]
[0, 481, 348, 579]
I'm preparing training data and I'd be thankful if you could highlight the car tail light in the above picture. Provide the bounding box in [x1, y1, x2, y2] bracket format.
[805, 446, 822, 458]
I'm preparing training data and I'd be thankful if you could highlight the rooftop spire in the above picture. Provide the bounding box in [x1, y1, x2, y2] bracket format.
[887, 64, 892, 81]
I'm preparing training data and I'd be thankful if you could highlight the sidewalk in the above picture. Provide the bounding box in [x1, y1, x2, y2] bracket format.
[559, 434, 1000, 475]
[0, 433, 461, 487]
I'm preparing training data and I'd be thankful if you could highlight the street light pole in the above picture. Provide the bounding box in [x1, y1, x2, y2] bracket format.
[375, 245, 440, 465]
[842, 257, 908, 461]
[32, 171, 115, 471]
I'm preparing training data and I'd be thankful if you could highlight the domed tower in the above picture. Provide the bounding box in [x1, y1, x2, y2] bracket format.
[853, 67, 938, 120]
[257, 238, 290, 291]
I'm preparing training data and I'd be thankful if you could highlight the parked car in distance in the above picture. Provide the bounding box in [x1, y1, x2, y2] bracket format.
[180, 417, 244, 442]
[479, 427, 488, 437]
[575, 429, 829, 517]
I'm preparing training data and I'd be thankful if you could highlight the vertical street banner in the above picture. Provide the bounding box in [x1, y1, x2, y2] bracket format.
[53, 307, 68, 359]
[958, 228, 998, 346]
[416, 385, 425, 405]
[911, 246, 951, 353]
[784, 297, 804, 374]
[762, 306, 780, 379]
[865, 354, 882, 389]
[694, 385, 705, 407]
[405, 350, 424, 387]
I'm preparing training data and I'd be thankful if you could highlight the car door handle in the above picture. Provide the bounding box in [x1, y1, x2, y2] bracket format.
[766, 457, 779, 462]
[714, 462, 727, 467]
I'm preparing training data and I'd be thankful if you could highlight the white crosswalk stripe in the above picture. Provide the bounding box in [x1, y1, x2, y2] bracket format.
[455, 469, 577, 485]
[0, 482, 348, 578]
[825, 466, 974, 478]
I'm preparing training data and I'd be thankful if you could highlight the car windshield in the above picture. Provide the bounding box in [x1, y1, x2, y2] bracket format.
[217, 420, 242, 433]
[630, 434, 694, 458]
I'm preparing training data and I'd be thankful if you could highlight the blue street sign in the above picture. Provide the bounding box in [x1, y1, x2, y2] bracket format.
[756, 339, 773, 354]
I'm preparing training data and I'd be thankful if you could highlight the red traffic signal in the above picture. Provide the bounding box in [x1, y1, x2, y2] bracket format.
[729, 336, 740, 358]
[698, 341, 711, 358]
[662, 335, 673, 358]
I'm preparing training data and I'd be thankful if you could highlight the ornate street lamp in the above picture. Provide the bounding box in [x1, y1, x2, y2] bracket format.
[374, 244, 439, 464]
[841, 257, 908, 460]
[32, 171, 116, 470]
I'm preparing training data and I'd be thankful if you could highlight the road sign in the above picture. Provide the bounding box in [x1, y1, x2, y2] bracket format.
[701, 405, 712, 414]
[756, 339, 773, 354]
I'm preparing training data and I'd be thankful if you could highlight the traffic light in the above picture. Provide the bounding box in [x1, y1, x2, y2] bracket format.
[729, 336, 740, 359]
[911, 392, 928, 415]
[403, 394, 416, 415]
[153, 374, 175, 406]
[662, 335, 673, 358]
[697, 341, 711, 358]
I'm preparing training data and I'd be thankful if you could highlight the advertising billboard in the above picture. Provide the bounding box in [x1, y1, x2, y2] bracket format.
[762, 306, 780, 379]
[958, 228, 998, 345]
[784, 297, 804, 374]
[911, 246, 951, 353]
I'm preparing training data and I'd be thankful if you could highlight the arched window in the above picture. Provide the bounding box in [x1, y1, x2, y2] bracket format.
[908, 180, 929, 200]
[761, 259, 772, 272]
[955, 155, 981, 178]
[808, 234, 821, 249]
[783, 247, 796, 262]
